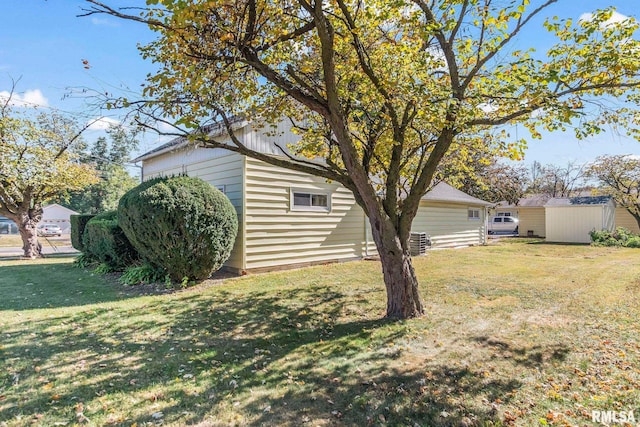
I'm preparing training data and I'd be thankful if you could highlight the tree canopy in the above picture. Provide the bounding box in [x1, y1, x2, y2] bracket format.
[587, 154, 640, 228]
[63, 125, 139, 214]
[0, 91, 98, 257]
[84, 0, 640, 318]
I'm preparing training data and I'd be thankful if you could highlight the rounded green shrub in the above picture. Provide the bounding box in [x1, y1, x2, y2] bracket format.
[82, 211, 139, 269]
[118, 176, 238, 282]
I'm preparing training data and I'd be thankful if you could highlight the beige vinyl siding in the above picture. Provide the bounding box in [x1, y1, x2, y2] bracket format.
[242, 121, 301, 156]
[517, 207, 546, 237]
[244, 158, 369, 270]
[615, 207, 640, 233]
[142, 149, 245, 272]
[545, 206, 612, 244]
[362, 217, 378, 257]
[412, 201, 486, 248]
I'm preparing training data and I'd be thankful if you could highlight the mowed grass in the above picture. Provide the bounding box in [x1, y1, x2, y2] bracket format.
[1, 241, 639, 426]
[0, 235, 72, 248]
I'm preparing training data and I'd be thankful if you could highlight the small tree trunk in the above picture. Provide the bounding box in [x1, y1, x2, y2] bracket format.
[369, 213, 424, 319]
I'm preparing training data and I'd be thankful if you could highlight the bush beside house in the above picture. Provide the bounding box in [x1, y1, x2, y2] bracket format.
[590, 227, 640, 248]
[118, 176, 238, 282]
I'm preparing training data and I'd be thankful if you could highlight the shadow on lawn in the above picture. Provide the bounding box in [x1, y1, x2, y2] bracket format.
[2, 282, 570, 426]
[471, 336, 569, 368]
[0, 260, 243, 311]
[0, 262, 166, 311]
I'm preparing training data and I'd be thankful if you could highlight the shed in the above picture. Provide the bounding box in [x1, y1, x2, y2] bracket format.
[135, 121, 491, 273]
[545, 196, 615, 243]
[496, 194, 550, 238]
[42, 204, 79, 234]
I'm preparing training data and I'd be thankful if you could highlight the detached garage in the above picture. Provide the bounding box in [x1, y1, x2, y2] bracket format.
[545, 196, 615, 244]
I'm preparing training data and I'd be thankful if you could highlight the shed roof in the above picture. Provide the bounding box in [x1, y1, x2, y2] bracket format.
[498, 194, 551, 208]
[545, 196, 614, 207]
[422, 182, 492, 206]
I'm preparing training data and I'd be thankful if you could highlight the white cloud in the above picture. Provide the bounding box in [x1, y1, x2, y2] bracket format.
[87, 116, 122, 130]
[478, 102, 498, 113]
[91, 17, 120, 27]
[579, 11, 630, 27]
[0, 89, 49, 107]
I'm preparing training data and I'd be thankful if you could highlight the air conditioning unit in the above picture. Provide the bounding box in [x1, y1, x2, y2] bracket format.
[410, 232, 431, 256]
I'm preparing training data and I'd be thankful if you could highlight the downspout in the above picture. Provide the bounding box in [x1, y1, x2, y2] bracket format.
[483, 206, 489, 245]
[364, 211, 370, 257]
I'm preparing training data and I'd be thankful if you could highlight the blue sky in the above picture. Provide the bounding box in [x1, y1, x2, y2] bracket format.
[1, 0, 639, 165]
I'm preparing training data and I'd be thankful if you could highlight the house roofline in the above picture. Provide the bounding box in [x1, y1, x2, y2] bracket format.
[132, 118, 248, 163]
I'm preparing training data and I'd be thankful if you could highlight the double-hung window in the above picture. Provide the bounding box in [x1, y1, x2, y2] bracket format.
[468, 208, 481, 220]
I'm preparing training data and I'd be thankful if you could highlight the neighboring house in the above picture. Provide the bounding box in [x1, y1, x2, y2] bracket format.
[496, 194, 550, 238]
[134, 121, 490, 274]
[614, 207, 640, 234]
[545, 196, 615, 244]
[416, 182, 491, 248]
[42, 204, 79, 234]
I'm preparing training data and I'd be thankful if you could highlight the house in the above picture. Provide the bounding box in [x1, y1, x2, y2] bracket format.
[416, 182, 492, 248]
[615, 207, 640, 234]
[134, 121, 491, 274]
[495, 194, 550, 238]
[545, 196, 615, 244]
[42, 204, 79, 234]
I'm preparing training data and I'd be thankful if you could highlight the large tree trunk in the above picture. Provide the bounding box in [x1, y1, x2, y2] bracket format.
[369, 212, 424, 319]
[4, 206, 43, 259]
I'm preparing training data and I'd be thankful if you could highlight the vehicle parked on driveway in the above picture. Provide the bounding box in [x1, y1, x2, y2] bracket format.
[488, 216, 519, 235]
[0, 217, 17, 234]
[37, 223, 62, 237]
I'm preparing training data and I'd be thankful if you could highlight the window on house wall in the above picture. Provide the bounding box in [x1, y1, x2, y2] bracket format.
[468, 208, 481, 220]
[291, 189, 331, 212]
[497, 212, 512, 216]
[215, 184, 226, 194]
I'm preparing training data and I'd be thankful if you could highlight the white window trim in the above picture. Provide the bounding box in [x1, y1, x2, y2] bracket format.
[290, 188, 332, 212]
[215, 184, 226, 194]
[468, 208, 481, 220]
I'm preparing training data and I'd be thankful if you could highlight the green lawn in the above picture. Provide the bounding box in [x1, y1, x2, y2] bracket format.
[1, 241, 639, 426]
[0, 234, 72, 248]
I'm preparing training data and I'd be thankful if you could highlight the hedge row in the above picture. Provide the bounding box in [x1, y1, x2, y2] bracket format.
[82, 211, 139, 269]
[72, 176, 238, 284]
[70, 214, 95, 251]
